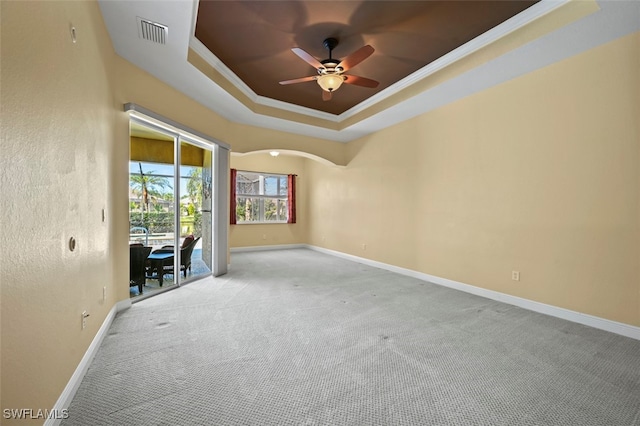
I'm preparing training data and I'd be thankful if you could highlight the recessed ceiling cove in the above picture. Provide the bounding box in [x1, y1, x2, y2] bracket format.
[194, 0, 539, 115]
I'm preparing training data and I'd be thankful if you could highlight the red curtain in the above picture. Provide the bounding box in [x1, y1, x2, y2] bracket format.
[287, 174, 296, 224]
[230, 168, 237, 225]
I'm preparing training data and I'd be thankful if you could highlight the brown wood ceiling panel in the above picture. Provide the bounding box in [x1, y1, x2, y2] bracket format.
[195, 1, 538, 115]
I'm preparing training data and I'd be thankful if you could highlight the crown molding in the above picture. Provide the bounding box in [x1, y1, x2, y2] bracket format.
[344, 0, 569, 118]
[100, 0, 637, 143]
[188, 0, 569, 123]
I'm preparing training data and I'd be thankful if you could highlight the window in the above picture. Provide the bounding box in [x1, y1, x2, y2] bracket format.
[235, 171, 288, 223]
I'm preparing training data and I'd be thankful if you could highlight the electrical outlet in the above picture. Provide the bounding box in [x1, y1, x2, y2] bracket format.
[512, 271, 520, 281]
[103, 286, 107, 301]
[262, 234, 267, 240]
[81, 311, 89, 329]
[362, 244, 367, 250]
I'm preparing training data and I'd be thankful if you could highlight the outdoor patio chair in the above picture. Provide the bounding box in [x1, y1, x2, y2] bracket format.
[154, 236, 201, 279]
[130, 245, 152, 294]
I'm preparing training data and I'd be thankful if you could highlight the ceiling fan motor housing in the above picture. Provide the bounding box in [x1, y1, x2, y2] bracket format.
[320, 37, 343, 72]
[323, 37, 339, 52]
[319, 62, 342, 74]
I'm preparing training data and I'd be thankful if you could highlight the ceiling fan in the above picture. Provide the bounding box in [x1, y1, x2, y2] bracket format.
[279, 37, 379, 101]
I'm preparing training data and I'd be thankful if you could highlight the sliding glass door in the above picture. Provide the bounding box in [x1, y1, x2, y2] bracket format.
[128, 120, 216, 298]
[178, 138, 213, 282]
[129, 123, 178, 295]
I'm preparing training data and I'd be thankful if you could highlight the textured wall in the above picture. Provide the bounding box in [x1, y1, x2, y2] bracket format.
[0, 0, 120, 422]
[307, 32, 640, 327]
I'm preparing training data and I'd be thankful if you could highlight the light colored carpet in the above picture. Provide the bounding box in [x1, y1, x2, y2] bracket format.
[65, 248, 640, 425]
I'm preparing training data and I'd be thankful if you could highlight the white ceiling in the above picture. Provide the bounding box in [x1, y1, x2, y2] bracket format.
[99, 0, 639, 143]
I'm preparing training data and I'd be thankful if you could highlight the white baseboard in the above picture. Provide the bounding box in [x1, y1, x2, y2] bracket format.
[45, 299, 131, 426]
[230, 243, 306, 253]
[306, 245, 640, 341]
[44, 243, 638, 425]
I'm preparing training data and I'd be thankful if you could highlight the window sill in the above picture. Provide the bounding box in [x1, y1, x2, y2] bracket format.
[235, 221, 288, 225]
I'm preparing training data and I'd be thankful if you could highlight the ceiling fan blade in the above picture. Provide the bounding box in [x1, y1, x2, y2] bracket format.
[291, 47, 324, 69]
[343, 75, 379, 88]
[337, 45, 374, 71]
[322, 90, 332, 101]
[279, 76, 317, 85]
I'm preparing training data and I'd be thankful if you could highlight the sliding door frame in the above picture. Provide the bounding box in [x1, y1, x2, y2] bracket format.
[126, 103, 228, 277]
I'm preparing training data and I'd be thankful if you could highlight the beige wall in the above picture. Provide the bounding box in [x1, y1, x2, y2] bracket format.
[226, 124, 347, 166]
[114, 57, 234, 147]
[308, 31, 640, 327]
[114, 56, 346, 167]
[1, 1, 120, 423]
[1, 0, 638, 422]
[230, 153, 308, 248]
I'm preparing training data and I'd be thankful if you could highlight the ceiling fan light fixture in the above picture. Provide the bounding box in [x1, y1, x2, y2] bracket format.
[317, 74, 344, 92]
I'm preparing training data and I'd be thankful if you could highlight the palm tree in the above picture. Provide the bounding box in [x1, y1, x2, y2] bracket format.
[186, 167, 203, 211]
[129, 163, 172, 212]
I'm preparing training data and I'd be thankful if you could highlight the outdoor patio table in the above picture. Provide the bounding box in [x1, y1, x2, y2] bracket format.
[146, 252, 174, 286]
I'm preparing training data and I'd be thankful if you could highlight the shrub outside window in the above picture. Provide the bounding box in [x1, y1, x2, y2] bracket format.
[235, 171, 288, 223]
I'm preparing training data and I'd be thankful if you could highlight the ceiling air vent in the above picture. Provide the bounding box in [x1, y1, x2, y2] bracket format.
[137, 17, 168, 45]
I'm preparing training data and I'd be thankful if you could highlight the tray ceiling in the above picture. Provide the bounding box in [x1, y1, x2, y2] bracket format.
[194, 1, 537, 115]
[98, 0, 640, 142]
